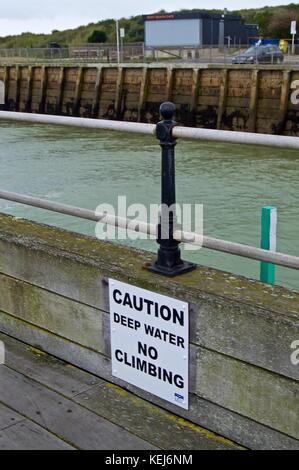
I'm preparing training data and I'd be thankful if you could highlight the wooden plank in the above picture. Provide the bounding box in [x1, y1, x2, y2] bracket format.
[259, 87, 281, 99]
[0, 365, 156, 450]
[2, 298, 298, 442]
[200, 86, 220, 97]
[191, 295, 299, 383]
[114, 67, 125, 119]
[279, 70, 291, 122]
[257, 108, 281, 119]
[191, 68, 201, 112]
[72, 67, 84, 117]
[25, 66, 34, 113]
[256, 119, 277, 134]
[39, 66, 48, 114]
[227, 88, 251, 98]
[1, 313, 298, 450]
[0, 332, 104, 398]
[198, 95, 219, 106]
[74, 383, 241, 450]
[0, 402, 25, 430]
[0, 273, 107, 354]
[1, 333, 239, 450]
[92, 67, 103, 119]
[2, 66, 9, 108]
[165, 67, 174, 101]
[195, 348, 299, 440]
[0, 416, 74, 450]
[147, 92, 169, 103]
[2, 291, 299, 441]
[248, 69, 259, 133]
[257, 98, 281, 110]
[56, 67, 65, 114]
[169, 94, 193, 105]
[200, 76, 221, 87]
[138, 67, 149, 122]
[216, 69, 228, 130]
[225, 97, 250, 108]
[14, 66, 21, 112]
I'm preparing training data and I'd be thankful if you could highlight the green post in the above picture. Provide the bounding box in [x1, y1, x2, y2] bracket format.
[260, 206, 277, 285]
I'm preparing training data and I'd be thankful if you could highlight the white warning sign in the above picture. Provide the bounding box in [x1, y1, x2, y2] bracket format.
[109, 279, 189, 410]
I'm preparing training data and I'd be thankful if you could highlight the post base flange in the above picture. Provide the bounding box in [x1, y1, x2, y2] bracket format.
[148, 261, 196, 277]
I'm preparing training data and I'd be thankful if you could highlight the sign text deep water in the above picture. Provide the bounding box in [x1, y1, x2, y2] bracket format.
[109, 279, 189, 409]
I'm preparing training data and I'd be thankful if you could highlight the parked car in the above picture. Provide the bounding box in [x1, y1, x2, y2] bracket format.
[232, 45, 284, 64]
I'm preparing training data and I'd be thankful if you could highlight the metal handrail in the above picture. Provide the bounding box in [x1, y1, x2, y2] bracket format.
[1, 111, 299, 150]
[1, 105, 299, 277]
[1, 189, 299, 270]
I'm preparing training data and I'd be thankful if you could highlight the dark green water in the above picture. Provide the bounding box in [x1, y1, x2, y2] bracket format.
[0, 121, 298, 291]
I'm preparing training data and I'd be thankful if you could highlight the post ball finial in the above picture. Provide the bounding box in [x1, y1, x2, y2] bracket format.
[160, 102, 176, 120]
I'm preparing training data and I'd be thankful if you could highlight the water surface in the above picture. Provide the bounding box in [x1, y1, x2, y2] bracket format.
[0, 121, 298, 290]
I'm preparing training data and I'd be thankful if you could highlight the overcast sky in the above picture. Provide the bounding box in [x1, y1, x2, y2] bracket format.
[0, 1, 293, 36]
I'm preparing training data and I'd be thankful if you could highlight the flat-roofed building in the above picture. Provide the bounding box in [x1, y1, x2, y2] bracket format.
[144, 12, 258, 49]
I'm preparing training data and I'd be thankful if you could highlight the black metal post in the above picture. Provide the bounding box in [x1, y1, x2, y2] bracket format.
[149, 102, 196, 277]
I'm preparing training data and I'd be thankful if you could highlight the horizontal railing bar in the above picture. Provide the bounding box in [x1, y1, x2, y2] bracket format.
[173, 127, 299, 151]
[177, 230, 299, 270]
[1, 111, 299, 150]
[1, 189, 299, 270]
[0, 112, 156, 136]
[0, 190, 157, 236]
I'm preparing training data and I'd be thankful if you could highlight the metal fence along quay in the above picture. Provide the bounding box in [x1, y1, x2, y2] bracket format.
[1, 44, 299, 65]
[0, 103, 299, 277]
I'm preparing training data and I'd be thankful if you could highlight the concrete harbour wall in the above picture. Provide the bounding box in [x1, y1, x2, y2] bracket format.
[0, 213, 298, 449]
[0, 64, 299, 135]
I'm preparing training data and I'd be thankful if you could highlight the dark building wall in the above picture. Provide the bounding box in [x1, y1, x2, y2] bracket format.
[202, 17, 258, 45]
[144, 12, 258, 47]
[224, 19, 258, 44]
[245, 24, 260, 41]
[202, 18, 219, 45]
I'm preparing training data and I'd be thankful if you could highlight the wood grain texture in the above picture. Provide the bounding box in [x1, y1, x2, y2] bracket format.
[0, 365, 155, 450]
[1, 317, 298, 449]
[1, 333, 239, 450]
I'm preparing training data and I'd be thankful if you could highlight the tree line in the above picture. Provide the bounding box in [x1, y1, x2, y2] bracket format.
[0, 4, 298, 48]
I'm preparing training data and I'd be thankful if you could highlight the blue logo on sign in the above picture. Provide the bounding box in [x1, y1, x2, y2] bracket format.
[175, 393, 184, 404]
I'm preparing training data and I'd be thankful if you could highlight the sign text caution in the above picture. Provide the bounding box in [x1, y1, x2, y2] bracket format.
[109, 279, 189, 409]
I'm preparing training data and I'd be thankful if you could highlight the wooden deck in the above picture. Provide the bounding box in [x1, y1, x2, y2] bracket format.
[0, 332, 242, 450]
